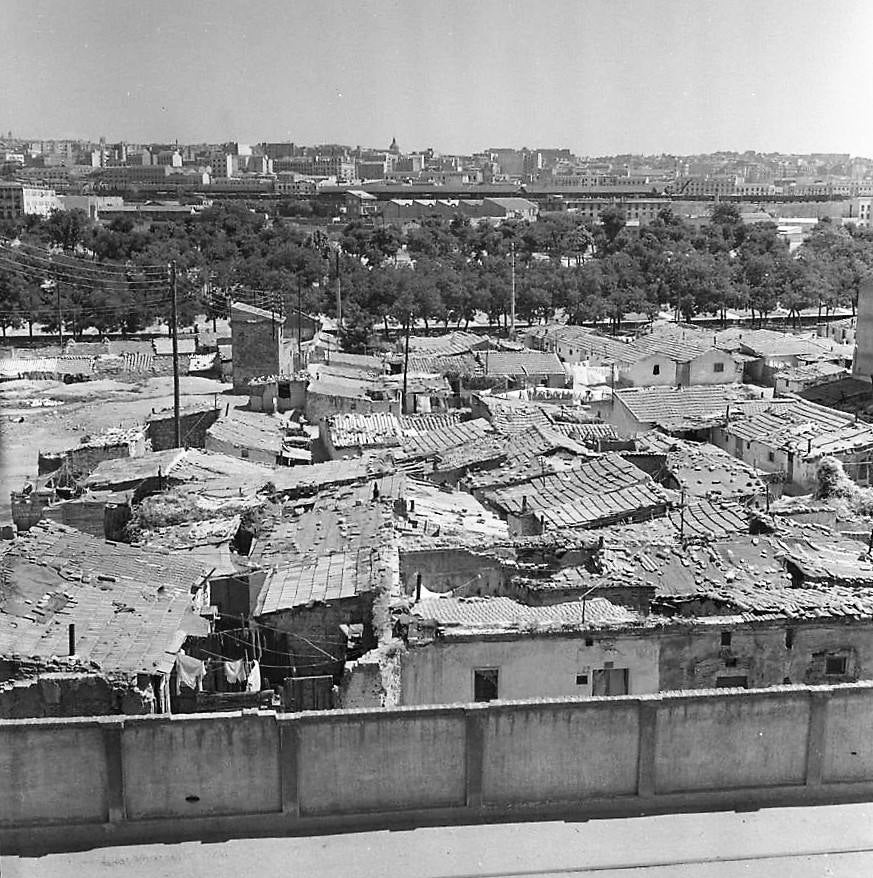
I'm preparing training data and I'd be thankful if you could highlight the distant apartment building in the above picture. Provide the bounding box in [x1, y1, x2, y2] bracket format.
[95, 165, 171, 188]
[564, 197, 670, 225]
[0, 182, 60, 218]
[736, 182, 778, 197]
[848, 197, 872, 227]
[345, 189, 379, 219]
[380, 197, 538, 225]
[356, 159, 389, 180]
[675, 176, 738, 197]
[274, 173, 317, 196]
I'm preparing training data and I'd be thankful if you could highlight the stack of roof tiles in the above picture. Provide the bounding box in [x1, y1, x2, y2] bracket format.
[327, 412, 402, 449]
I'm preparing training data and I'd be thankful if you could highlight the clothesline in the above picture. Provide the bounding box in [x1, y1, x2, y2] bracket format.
[194, 644, 337, 672]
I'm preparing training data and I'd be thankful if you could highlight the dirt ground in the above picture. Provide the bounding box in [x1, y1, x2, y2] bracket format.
[0, 375, 247, 521]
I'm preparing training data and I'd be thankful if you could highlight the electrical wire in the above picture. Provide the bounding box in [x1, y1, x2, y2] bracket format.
[194, 644, 340, 672]
[2, 238, 169, 275]
[0, 256, 172, 294]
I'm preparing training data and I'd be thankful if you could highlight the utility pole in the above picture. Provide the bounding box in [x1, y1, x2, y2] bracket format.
[509, 240, 516, 341]
[679, 488, 686, 541]
[169, 260, 181, 448]
[335, 250, 342, 328]
[55, 279, 63, 350]
[402, 311, 412, 415]
[297, 274, 303, 368]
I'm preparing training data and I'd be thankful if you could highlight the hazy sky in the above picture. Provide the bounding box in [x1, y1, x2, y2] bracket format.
[2, 0, 872, 156]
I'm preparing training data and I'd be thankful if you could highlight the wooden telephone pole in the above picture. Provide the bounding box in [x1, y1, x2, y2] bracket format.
[169, 260, 181, 448]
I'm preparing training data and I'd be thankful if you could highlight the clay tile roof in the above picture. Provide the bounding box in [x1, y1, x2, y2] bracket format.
[412, 594, 639, 630]
[0, 521, 209, 674]
[400, 417, 492, 459]
[326, 412, 402, 449]
[483, 452, 651, 516]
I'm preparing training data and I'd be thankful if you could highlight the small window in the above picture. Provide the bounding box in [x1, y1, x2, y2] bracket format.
[826, 656, 848, 676]
[575, 673, 588, 686]
[592, 667, 628, 696]
[785, 629, 795, 649]
[768, 451, 775, 462]
[652, 364, 660, 375]
[473, 669, 499, 702]
[721, 631, 732, 648]
[716, 675, 748, 688]
[713, 362, 725, 373]
[585, 637, 594, 647]
[240, 448, 249, 459]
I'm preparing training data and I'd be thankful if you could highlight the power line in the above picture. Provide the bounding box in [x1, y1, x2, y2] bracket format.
[0, 255, 171, 294]
[2, 238, 168, 275]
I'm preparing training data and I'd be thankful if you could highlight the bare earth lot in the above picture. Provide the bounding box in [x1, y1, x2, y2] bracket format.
[0, 376, 246, 521]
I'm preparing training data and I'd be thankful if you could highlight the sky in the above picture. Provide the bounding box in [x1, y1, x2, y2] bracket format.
[1, 0, 872, 157]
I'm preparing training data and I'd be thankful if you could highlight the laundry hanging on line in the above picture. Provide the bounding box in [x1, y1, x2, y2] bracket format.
[175, 650, 206, 694]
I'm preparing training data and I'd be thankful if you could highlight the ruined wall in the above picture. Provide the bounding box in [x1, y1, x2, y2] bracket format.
[399, 547, 507, 596]
[232, 318, 281, 393]
[658, 620, 873, 691]
[0, 672, 154, 719]
[256, 595, 375, 679]
[38, 434, 147, 478]
[305, 390, 395, 426]
[8, 684, 873, 852]
[41, 497, 108, 538]
[147, 408, 220, 451]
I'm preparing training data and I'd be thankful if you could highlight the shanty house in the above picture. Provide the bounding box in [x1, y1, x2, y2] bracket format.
[321, 412, 403, 460]
[0, 521, 211, 717]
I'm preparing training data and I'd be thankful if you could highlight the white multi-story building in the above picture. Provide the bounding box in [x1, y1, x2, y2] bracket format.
[0, 182, 60, 218]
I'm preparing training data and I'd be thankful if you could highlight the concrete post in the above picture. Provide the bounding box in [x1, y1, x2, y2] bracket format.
[805, 691, 830, 786]
[464, 707, 485, 810]
[102, 720, 126, 823]
[279, 719, 300, 817]
[637, 701, 658, 798]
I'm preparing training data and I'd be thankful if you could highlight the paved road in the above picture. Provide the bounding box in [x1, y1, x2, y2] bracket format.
[5, 802, 873, 877]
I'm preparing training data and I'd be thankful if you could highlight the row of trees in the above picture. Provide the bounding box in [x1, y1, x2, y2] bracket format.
[1, 202, 872, 344]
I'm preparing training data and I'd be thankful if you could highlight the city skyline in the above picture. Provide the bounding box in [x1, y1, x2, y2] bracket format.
[2, 0, 872, 156]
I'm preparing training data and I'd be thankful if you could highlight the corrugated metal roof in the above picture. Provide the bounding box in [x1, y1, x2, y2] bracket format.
[256, 548, 392, 615]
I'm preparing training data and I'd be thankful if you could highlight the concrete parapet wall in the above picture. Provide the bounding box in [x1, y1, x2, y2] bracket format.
[4, 683, 873, 853]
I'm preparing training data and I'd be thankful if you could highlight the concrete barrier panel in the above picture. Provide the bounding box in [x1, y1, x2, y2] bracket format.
[823, 690, 873, 783]
[297, 710, 466, 815]
[0, 723, 108, 826]
[481, 702, 640, 804]
[122, 713, 281, 819]
[655, 693, 809, 793]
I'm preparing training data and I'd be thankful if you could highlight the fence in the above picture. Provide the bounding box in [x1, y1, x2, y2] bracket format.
[3, 682, 873, 854]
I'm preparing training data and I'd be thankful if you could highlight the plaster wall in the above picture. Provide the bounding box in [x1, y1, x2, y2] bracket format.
[400, 634, 660, 705]
[9, 686, 873, 851]
[122, 713, 281, 819]
[297, 711, 466, 815]
[481, 701, 640, 803]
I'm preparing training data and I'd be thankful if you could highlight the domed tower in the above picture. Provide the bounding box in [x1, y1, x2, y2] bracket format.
[389, 136, 400, 154]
